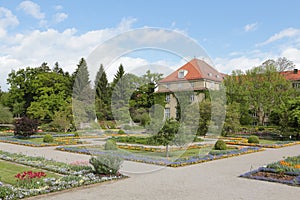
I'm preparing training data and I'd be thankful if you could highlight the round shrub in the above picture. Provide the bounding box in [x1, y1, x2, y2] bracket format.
[104, 139, 118, 150]
[43, 134, 54, 143]
[74, 132, 79, 137]
[214, 139, 227, 150]
[89, 154, 123, 175]
[248, 135, 259, 144]
[118, 129, 126, 135]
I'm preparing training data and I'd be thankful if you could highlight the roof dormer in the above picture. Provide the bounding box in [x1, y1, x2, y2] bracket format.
[178, 69, 188, 78]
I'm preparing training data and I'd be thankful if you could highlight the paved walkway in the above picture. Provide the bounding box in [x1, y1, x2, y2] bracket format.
[0, 142, 300, 200]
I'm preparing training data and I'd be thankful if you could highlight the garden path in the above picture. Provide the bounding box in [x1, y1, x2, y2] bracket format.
[0, 142, 299, 200]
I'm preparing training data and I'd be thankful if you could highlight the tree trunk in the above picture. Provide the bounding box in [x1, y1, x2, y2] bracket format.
[166, 144, 169, 158]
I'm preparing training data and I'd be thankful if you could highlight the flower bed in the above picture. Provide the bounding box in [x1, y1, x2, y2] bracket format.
[225, 140, 300, 148]
[0, 150, 125, 199]
[0, 136, 87, 147]
[240, 155, 300, 186]
[56, 145, 263, 167]
[117, 143, 211, 153]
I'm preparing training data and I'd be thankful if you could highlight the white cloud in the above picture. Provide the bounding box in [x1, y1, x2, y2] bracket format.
[0, 7, 19, 38]
[53, 12, 68, 23]
[244, 23, 258, 32]
[258, 28, 300, 46]
[0, 18, 139, 91]
[18, 1, 45, 19]
[281, 47, 300, 68]
[214, 56, 263, 74]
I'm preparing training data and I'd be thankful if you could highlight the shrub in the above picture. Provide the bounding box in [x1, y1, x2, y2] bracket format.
[89, 154, 123, 175]
[118, 129, 126, 135]
[13, 117, 39, 137]
[43, 134, 54, 143]
[74, 132, 80, 137]
[214, 140, 227, 150]
[248, 135, 260, 143]
[104, 139, 118, 150]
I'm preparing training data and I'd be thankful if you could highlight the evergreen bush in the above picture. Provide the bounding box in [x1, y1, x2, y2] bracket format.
[214, 139, 227, 150]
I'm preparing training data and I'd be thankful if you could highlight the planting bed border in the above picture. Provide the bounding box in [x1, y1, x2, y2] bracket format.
[240, 167, 300, 186]
[0, 150, 125, 199]
[56, 145, 264, 167]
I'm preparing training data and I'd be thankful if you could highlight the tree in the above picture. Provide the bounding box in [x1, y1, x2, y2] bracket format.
[153, 119, 180, 157]
[13, 117, 39, 137]
[197, 100, 212, 136]
[111, 64, 125, 89]
[95, 64, 112, 120]
[224, 60, 293, 126]
[72, 58, 92, 100]
[72, 58, 95, 128]
[222, 102, 241, 136]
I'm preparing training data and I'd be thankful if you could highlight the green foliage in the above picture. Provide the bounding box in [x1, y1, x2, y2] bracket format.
[222, 102, 241, 136]
[0, 186, 16, 198]
[13, 117, 39, 137]
[89, 155, 123, 175]
[112, 136, 159, 145]
[104, 139, 118, 150]
[43, 134, 54, 143]
[0, 104, 13, 124]
[95, 65, 112, 120]
[248, 135, 260, 143]
[74, 132, 79, 137]
[118, 129, 126, 135]
[197, 100, 212, 136]
[153, 119, 180, 157]
[214, 140, 227, 150]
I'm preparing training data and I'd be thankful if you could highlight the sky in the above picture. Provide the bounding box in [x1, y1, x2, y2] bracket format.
[1, 0, 300, 90]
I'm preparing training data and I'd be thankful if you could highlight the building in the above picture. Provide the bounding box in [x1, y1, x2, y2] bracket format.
[157, 58, 223, 119]
[281, 68, 300, 89]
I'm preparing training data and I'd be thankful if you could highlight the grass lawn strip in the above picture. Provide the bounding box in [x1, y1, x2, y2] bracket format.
[0, 136, 87, 147]
[0, 160, 60, 185]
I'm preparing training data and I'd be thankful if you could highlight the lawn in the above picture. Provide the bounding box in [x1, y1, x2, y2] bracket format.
[0, 160, 60, 185]
[0, 136, 85, 147]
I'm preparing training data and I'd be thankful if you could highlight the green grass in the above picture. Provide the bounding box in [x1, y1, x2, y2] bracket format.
[0, 160, 61, 185]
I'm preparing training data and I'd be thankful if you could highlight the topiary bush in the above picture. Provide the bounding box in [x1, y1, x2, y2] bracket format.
[89, 154, 123, 175]
[248, 135, 260, 143]
[214, 139, 227, 150]
[43, 134, 54, 143]
[118, 129, 126, 135]
[104, 139, 118, 150]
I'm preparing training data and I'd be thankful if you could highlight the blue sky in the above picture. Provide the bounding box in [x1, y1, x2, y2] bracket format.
[1, 0, 300, 90]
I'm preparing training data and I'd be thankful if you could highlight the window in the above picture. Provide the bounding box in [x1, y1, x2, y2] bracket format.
[208, 73, 212, 77]
[178, 70, 185, 78]
[165, 94, 170, 102]
[190, 94, 195, 102]
[293, 82, 300, 88]
[190, 82, 194, 88]
[164, 108, 170, 119]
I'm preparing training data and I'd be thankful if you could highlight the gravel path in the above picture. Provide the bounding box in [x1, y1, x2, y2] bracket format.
[0, 142, 299, 200]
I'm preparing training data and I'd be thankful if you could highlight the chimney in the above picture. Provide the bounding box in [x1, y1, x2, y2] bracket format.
[294, 69, 298, 74]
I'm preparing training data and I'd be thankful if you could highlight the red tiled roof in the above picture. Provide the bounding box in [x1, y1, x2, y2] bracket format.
[159, 58, 223, 83]
[280, 70, 300, 81]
